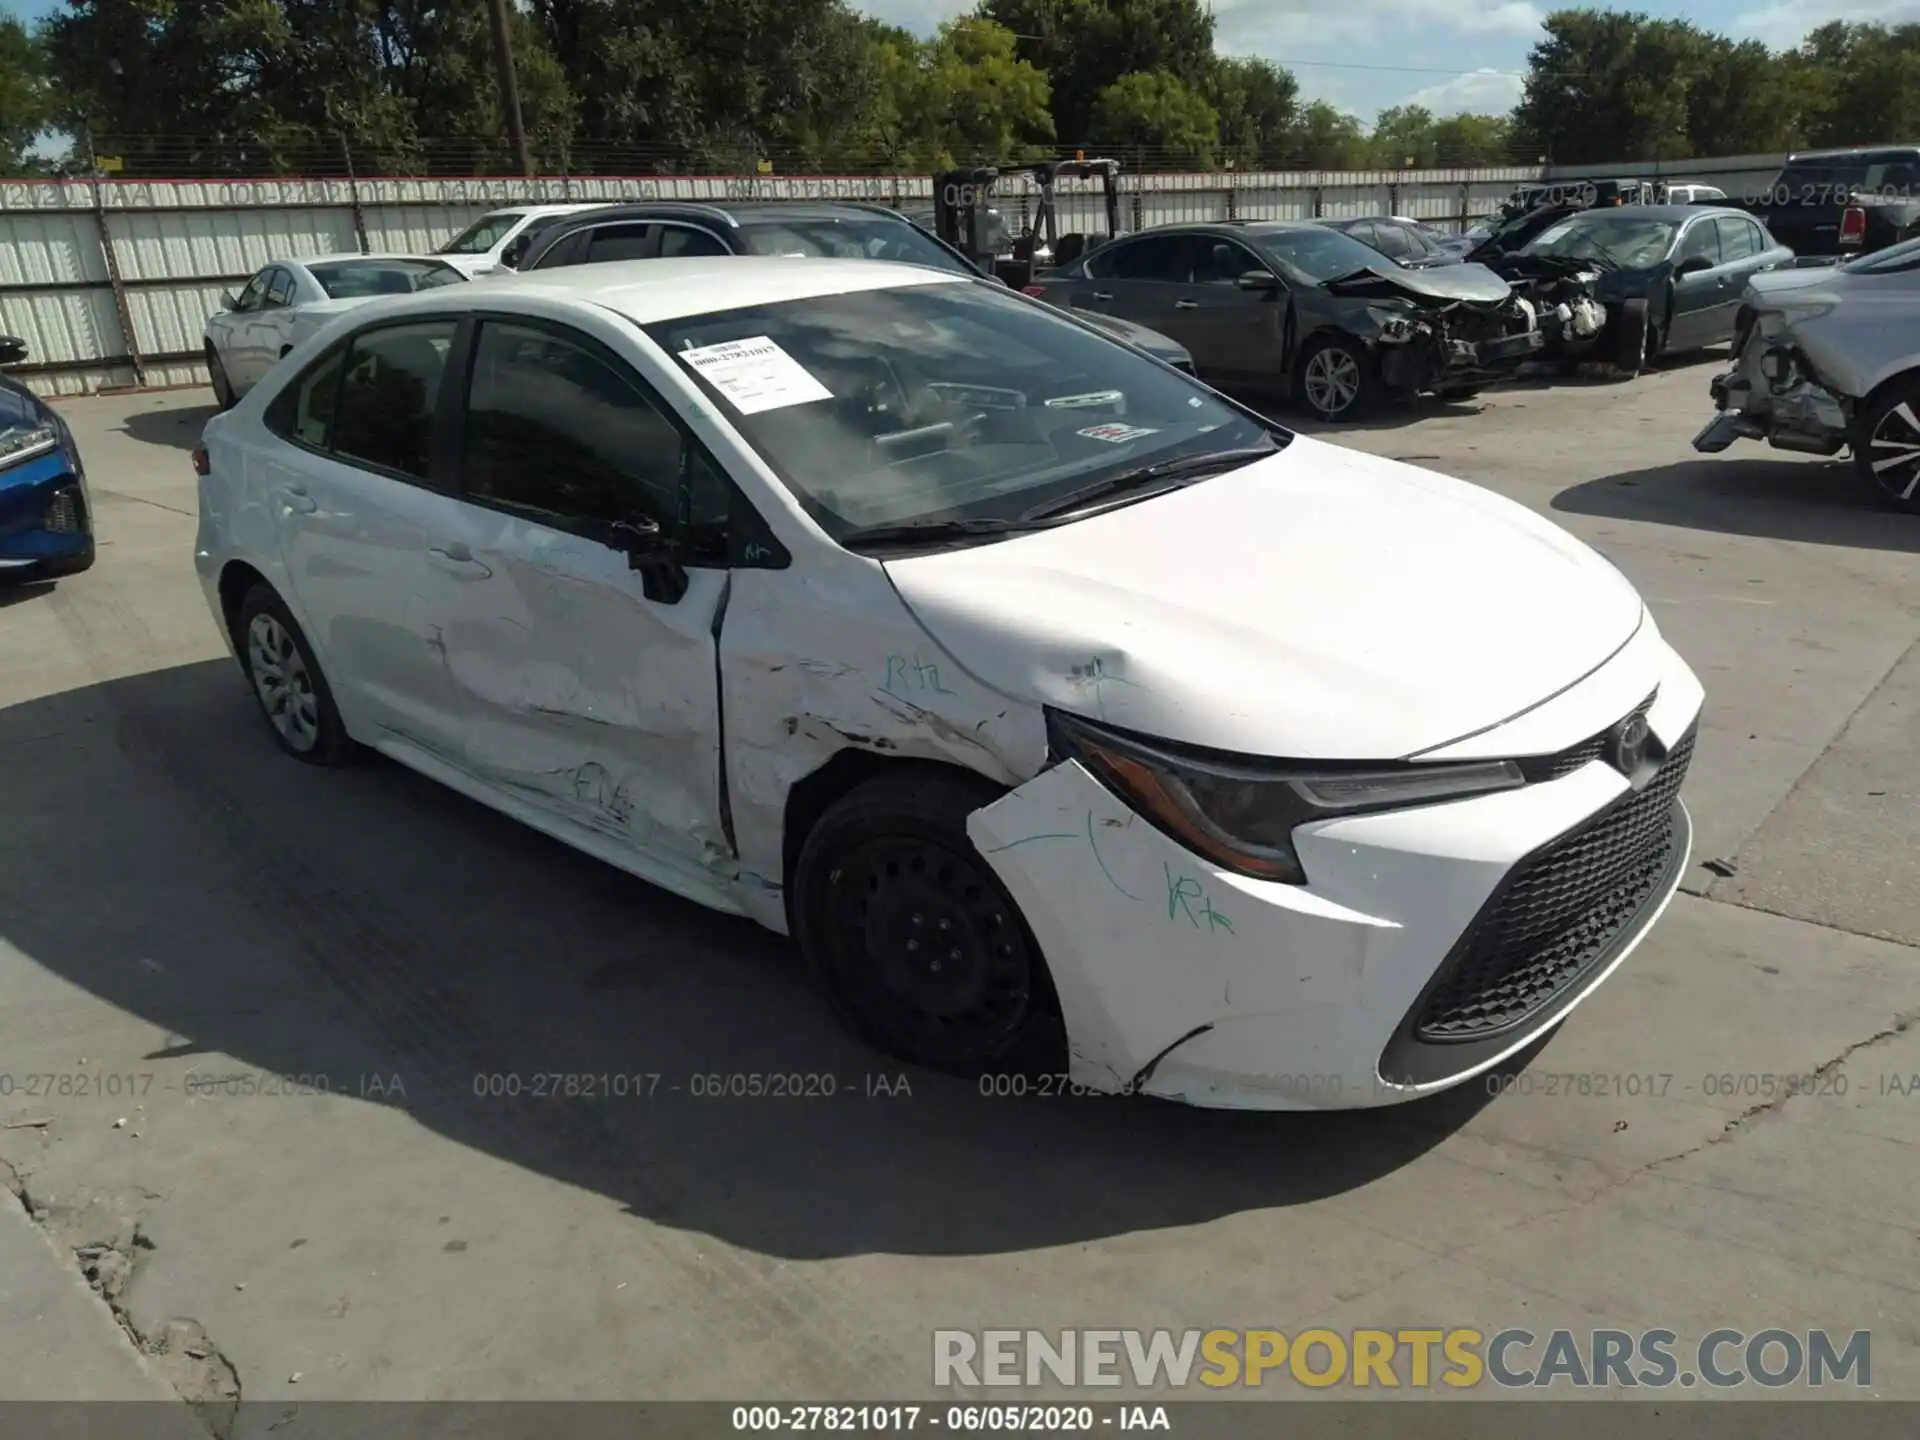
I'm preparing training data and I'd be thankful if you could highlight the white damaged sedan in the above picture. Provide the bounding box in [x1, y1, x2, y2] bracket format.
[193, 257, 1703, 1110]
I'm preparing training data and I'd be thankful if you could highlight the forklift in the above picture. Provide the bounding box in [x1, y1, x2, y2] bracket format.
[930, 157, 1124, 289]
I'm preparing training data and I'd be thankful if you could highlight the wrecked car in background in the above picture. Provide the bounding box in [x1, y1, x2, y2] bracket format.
[1695, 235, 1920, 514]
[194, 257, 1704, 1110]
[1035, 221, 1543, 420]
[1483, 205, 1792, 374]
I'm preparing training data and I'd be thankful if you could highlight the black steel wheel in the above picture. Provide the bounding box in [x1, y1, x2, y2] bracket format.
[792, 772, 1052, 1075]
[1853, 374, 1920, 515]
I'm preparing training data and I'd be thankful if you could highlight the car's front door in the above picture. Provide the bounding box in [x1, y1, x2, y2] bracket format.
[263, 316, 475, 759]
[1172, 236, 1287, 383]
[217, 271, 271, 386]
[433, 314, 731, 896]
[1665, 217, 1726, 351]
[248, 267, 300, 378]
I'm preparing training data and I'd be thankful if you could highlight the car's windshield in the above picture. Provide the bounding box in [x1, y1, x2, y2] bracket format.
[438, 212, 523, 255]
[1842, 234, 1920, 274]
[1256, 226, 1406, 282]
[1521, 214, 1678, 267]
[309, 260, 468, 298]
[737, 217, 974, 275]
[644, 280, 1277, 543]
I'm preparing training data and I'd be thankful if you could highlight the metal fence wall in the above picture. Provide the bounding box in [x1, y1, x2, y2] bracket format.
[0, 155, 1779, 397]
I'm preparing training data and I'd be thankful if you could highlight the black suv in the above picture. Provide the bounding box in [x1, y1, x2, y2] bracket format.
[512, 200, 1194, 372]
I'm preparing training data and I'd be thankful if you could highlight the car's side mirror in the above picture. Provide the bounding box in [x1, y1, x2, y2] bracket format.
[610, 516, 688, 602]
[500, 238, 528, 269]
[1237, 269, 1283, 292]
[1675, 255, 1713, 277]
[222, 291, 239, 311]
[0, 335, 27, 366]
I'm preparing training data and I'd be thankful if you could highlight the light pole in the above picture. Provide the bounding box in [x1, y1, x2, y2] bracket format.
[486, 0, 534, 177]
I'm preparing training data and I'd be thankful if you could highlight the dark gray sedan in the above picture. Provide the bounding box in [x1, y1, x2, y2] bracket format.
[1031, 221, 1543, 419]
[1505, 205, 1795, 369]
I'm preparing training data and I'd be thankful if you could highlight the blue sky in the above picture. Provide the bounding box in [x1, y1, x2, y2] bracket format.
[6, 0, 1914, 124]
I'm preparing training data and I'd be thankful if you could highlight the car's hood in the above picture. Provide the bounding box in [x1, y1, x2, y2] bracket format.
[1072, 309, 1191, 363]
[1322, 262, 1513, 306]
[883, 437, 1645, 760]
[1746, 265, 1845, 306]
[435, 255, 494, 277]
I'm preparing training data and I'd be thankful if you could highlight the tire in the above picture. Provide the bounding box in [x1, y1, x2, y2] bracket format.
[235, 583, 357, 766]
[207, 344, 235, 410]
[791, 771, 1057, 1076]
[1852, 375, 1920, 515]
[1296, 333, 1377, 420]
[1612, 298, 1651, 375]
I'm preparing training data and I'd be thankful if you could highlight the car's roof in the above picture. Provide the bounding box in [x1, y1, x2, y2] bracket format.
[481, 202, 608, 218]
[541, 200, 914, 226]
[1558, 203, 1746, 221]
[378, 256, 972, 324]
[303, 252, 459, 267]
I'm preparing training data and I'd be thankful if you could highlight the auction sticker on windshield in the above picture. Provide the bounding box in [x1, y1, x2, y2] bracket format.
[679, 337, 834, 414]
[1078, 423, 1160, 443]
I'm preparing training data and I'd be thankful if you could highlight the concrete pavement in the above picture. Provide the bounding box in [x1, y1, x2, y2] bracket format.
[0, 368, 1916, 1411]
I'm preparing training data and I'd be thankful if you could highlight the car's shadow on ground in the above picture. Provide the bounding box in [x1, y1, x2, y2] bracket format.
[0, 660, 1533, 1260]
[0, 580, 56, 608]
[1555, 456, 1920, 553]
[120, 396, 220, 451]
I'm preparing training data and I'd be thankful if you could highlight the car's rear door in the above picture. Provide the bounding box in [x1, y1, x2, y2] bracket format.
[1075, 234, 1194, 338]
[431, 312, 732, 897]
[262, 316, 475, 757]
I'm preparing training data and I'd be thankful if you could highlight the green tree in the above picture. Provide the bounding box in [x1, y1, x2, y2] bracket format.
[1207, 55, 1297, 168]
[0, 16, 53, 176]
[1430, 113, 1514, 166]
[1090, 69, 1217, 169]
[1684, 36, 1801, 156]
[1513, 10, 1708, 164]
[1796, 22, 1920, 151]
[977, 0, 1216, 149]
[1370, 104, 1438, 168]
[860, 17, 1053, 171]
[1288, 100, 1369, 168]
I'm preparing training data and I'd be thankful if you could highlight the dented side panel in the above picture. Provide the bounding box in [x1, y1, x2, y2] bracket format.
[433, 505, 737, 905]
[718, 565, 1049, 931]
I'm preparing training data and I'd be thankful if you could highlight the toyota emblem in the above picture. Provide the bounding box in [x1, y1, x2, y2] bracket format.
[1607, 712, 1654, 780]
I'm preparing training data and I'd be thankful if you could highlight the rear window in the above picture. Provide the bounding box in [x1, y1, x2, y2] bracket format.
[310, 260, 467, 298]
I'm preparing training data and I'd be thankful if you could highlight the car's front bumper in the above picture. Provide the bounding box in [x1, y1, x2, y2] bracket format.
[969, 620, 1704, 1110]
[0, 449, 94, 580]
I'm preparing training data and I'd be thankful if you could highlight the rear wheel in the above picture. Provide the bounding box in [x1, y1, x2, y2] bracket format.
[791, 772, 1056, 1076]
[1853, 376, 1920, 514]
[1297, 334, 1377, 420]
[236, 583, 357, 765]
[207, 344, 235, 410]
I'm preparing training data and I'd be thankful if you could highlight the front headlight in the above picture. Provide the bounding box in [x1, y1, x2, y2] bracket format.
[1048, 710, 1525, 884]
[0, 424, 59, 467]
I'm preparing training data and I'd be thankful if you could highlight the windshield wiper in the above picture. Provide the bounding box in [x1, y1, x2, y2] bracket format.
[838, 516, 1049, 551]
[1018, 444, 1280, 523]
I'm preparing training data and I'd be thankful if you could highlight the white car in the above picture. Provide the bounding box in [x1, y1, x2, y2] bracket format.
[204, 255, 468, 408]
[434, 203, 612, 276]
[1663, 183, 1729, 205]
[191, 258, 1704, 1110]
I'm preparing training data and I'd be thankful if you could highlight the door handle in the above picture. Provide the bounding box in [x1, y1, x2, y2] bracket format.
[427, 544, 492, 580]
[279, 484, 317, 515]
[1091, 291, 1113, 301]
[1174, 299, 1199, 310]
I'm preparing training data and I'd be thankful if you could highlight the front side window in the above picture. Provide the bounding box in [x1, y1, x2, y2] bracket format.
[459, 321, 686, 534]
[232, 273, 270, 312]
[1676, 221, 1721, 265]
[329, 321, 457, 482]
[644, 279, 1277, 543]
[656, 225, 731, 258]
[584, 225, 657, 264]
[440, 212, 524, 255]
[1194, 237, 1266, 285]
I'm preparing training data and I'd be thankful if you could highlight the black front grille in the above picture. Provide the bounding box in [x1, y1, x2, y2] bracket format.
[1412, 727, 1695, 1042]
[1517, 692, 1656, 782]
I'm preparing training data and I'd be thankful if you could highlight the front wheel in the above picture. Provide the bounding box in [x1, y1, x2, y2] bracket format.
[1854, 376, 1920, 514]
[791, 772, 1056, 1076]
[1296, 334, 1377, 421]
[1612, 298, 1652, 375]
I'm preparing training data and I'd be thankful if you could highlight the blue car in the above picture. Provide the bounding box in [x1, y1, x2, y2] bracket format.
[0, 335, 94, 582]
